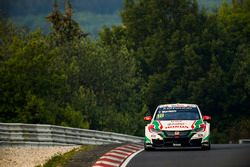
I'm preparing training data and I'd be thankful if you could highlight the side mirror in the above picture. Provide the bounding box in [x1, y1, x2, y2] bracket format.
[203, 115, 211, 121]
[144, 116, 152, 121]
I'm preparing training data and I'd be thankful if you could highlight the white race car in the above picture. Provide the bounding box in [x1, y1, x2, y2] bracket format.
[144, 103, 211, 150]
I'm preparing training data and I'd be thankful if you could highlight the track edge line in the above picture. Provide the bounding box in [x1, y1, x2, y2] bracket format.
[120, 148, 144, 167]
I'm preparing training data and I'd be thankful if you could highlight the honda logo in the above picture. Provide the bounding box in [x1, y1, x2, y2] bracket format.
[174, 131, 180, 135]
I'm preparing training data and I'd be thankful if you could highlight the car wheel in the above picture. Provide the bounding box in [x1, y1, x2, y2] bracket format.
[144, 142, 154, 151]
[202, 141, 211, 150]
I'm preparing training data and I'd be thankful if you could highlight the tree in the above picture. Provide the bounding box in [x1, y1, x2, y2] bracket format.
[46, 0, 88, 44]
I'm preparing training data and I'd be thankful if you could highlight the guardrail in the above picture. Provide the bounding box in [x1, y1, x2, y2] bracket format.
[239, 139, 250, 144]
[0, 123, 143, 146]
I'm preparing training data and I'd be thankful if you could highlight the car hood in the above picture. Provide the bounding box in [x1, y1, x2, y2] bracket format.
[151, 120, 201, 131]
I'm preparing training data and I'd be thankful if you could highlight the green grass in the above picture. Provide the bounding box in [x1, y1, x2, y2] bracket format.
[36, 145, 96, 167]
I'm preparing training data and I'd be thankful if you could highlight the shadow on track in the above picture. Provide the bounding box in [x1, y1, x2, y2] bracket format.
[147, 144, 249, 152]
[147, 147, 203, 152]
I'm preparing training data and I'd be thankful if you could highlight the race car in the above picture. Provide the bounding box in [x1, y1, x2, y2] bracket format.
[144, 103, 211, 150]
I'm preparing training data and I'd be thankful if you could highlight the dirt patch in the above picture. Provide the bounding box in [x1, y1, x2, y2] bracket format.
[0, 146, 79, 167]
[0, 144, 125, 167]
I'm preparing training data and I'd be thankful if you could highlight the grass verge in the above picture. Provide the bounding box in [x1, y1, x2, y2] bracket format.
[36, 145, 96, 167]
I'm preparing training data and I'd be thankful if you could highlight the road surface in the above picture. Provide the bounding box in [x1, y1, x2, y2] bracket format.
[127, 144, 250, 167]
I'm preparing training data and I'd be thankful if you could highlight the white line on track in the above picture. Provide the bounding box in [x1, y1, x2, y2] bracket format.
[120, 148, 144, 167]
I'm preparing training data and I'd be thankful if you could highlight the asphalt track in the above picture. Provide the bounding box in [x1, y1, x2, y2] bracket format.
[127, 144, 250, 167]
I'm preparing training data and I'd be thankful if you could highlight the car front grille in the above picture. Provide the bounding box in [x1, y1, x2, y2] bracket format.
[164, 138, 190, 146]
[163, 130, 192, 138]
[152, 138, 202, 147]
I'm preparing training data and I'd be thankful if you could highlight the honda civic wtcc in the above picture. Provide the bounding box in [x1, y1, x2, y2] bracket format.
[144, 104, 211, 150]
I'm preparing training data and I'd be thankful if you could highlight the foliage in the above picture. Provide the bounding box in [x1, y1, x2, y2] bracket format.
[0, 0, 249, 142]
[115, 0, 249, 141]
[0, 12, 144, 135]
[0, 0, 123, 37]
[46, 0, 88, 43]
[1, 0, 228, 37]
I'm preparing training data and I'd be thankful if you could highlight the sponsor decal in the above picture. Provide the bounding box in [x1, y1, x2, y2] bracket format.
[148, 121, 163, 133]
[148, 124, 154, 133]
[198, 134, 203, 137]
[145, 136, 151, 143]
[161, 110, 176, 113]
[203, 135, 210, 141]
[157, 113, 164, 119]
[191, 120, 196, 129]
[152, 121, 163, 130]
[168, 122, 185, 125]
[195, 120, 203, 127]
[158, 121, 163, 130]
[171, 120, 183, 122]
[200, 124, 206, 132]
[191, 119, 203, 130]
[151, 134, 157, 138]
[166, 125, 189, 129]
[164, 107, 194, 110]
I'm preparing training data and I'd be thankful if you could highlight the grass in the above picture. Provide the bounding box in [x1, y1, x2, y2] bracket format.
[36, 145, 96, 167]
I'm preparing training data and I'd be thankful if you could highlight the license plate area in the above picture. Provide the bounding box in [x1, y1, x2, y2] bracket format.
[173, 143, 181, 147]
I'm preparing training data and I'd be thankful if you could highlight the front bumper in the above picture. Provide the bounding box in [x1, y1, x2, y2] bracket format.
[146, 130, 204, 147]
[151, 138, 202, 147]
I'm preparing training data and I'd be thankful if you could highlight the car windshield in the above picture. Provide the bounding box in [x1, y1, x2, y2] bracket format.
[155, 107, 200, 120]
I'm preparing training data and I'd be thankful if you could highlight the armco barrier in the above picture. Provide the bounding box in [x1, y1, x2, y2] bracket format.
[0, 123, 143, 146]
[239, 139, 250, 144]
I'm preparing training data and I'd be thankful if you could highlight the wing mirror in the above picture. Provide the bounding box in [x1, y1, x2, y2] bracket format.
[144, 116, 152, 121]
[203, 115, 211, 121]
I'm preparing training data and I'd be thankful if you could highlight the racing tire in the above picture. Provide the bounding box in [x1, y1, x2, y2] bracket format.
[144, 147, 155, 151]
[201, 141, 211, 150]
[144, 142, 154, 151]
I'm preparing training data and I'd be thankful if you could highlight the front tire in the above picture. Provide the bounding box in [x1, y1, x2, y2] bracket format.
[201, 141, 211, 150]
[144, 142, 154, 151]
[144, 147, 152, 151]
